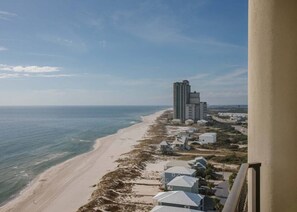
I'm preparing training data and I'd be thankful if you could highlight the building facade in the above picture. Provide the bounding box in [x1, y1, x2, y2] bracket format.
[173, 80, 190, 122]
[173, 80, 207, 122]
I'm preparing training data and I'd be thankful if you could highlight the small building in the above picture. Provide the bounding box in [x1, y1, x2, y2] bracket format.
[197, 120, 208, 126]
[153, 191, 205, 211]
[187, 127, 197, 134]
[164, 160, 191, 170]
[162, 166, 196, 188]
[151, 205, 203, 212]
[188, 157, 207, 170]
[185, 119, 194, 126]
[160, 141, 174, 155]
[177, 131, 191, 139]
[167, 176, 199, 193]
[173, 136, 190, 150]
[199, 133, 217, 144]
[172, 119, 182, 125]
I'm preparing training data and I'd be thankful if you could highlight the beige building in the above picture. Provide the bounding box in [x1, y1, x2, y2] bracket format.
[248, 0, 297, 211]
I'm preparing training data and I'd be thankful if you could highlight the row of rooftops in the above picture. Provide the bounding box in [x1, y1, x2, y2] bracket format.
[151, 157, 208, 211]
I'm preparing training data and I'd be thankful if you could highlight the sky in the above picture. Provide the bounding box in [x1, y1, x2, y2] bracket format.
[0, 0, 248, 106]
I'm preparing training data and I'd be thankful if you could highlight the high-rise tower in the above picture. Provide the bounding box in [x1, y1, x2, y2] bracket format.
[173, 80, 207, 122]
[173, 80, 190, 122]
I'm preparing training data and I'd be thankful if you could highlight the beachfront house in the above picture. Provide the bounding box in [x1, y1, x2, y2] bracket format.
[188, 157, 207, 170]
[197, 120, 208, 126]
[177, 131, 191, 139]
[187, 127, 197, 134]
[172, 119, 182, 125]
[167, 176, 199, 193]
[160, 141, 174, 155]
[185, 119, 194, 126]
[161, 166, 196, 188]
[151, 205, 203, 212]
[164, 160, 191, 170]
[199, 133, 217, 144]
[173, 136, 190, 150]
[153, 191, 205, 211]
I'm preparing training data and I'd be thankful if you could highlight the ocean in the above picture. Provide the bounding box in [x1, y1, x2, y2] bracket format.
[0, 105, 166, 205]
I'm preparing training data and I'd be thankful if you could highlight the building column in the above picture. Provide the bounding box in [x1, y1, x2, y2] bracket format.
[248, 0, 297, 211]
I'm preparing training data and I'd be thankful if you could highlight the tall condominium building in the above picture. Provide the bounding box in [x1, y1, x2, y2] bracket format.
[173, 80, 207, 122]
[173, 80, 190, 122]
[199, 102, 207, 120]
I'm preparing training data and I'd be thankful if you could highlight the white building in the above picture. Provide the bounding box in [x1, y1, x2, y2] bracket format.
[185, 119, 194, 125]
[199, 133, 217, 144]
[160, 141, 174, 155]
[188, 157, 207, 170]
[167, 176, 199, 193]
[151, 205, 203, 212]
[173, 136, 190, 150]
[197, 120, 208, 126]
[162, 166, 196, 188]
[153, 191, 204, 211]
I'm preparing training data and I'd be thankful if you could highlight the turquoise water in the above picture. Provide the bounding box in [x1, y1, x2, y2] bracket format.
[0, 106, 166, 205]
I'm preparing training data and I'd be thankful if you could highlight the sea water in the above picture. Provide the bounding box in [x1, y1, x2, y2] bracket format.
[0, 106, 166, 205]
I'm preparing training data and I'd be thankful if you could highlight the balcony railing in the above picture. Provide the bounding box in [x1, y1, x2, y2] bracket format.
[223, 163, 261, 212]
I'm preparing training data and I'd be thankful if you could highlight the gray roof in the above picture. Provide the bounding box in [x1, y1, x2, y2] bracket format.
[151, 205, 203, 212]
[165, 160, 191, 169]
[215, 181, 229, 204]
[165, 166, 196, 175]
[188, 157, 207, 168]
[167, 176, 198, 188]
[200, 132, 216, 137]
[160, 141, 170, 146]
[153, 191, 204, 207]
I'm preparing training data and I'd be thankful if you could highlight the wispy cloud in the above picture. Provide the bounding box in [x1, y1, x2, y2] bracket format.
[110, 8, 245, 49]
[0, 11, 17, 21]
[0, 64, 74, 79]
[0, 64, 60, 73]
[188, 73, 209, 80]
[40, 35, 87, 52]
[0, 73, 20, 79]
[0, 46, 8, 51]
[210, 68, 247, 85]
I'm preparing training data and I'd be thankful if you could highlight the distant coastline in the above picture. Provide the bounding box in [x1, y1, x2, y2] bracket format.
[0, 106, 166, 210]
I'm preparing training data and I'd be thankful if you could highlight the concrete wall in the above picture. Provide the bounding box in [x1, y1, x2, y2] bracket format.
[248, 0, 297, 211]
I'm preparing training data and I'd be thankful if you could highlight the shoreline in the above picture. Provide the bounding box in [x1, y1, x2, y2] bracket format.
[0, 109, 167, 212]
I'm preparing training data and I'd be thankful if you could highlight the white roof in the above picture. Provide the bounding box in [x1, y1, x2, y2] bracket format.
[165, 160, 190, 168]
[165, 166, 196, 175]
[160, 141, 170, 146]
[151, 205, 203, 212]
[200, 132, 216, 137]
[167, 176, 198, 188]
[197, 120, 207, 123]
[153, 191, 204, 207]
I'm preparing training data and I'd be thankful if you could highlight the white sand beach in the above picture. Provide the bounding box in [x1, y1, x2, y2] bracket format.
[0, 110, 165, 212]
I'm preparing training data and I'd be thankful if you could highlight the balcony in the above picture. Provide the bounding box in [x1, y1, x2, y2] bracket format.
[223, 163, 261, 212]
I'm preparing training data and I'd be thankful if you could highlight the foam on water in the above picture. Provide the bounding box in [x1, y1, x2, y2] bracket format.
[0, 106, 166, 205]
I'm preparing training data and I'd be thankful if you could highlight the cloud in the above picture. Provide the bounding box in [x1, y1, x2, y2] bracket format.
[188, 73, 209, 80]
[0, 64, 60, 73]
[0, 11, 17, 20]
[0, 73, 21, 79]
[0, 73, 73, 79]
[109, 7, 245, 49]
[40, 35, 87, 52]
[0, 46, 8, 51]
[210, 68, 247, 85]
[0, 64, 73, 79]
